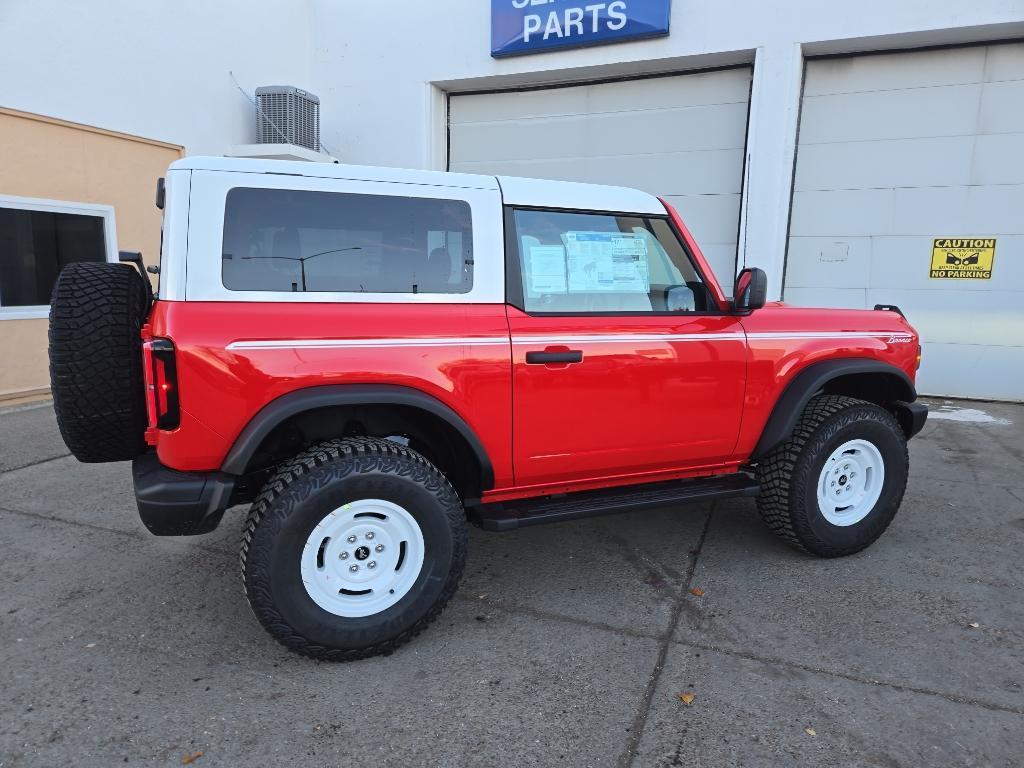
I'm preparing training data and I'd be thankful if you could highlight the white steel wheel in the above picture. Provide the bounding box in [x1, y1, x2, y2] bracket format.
[300, 499, 425, 618]
[816, 439, 885, 526]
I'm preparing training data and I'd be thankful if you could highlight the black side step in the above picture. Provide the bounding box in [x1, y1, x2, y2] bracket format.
[469, 473, 760, 532]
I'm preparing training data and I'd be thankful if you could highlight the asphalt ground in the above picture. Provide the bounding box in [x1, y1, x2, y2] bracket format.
[1, 398, 1022, 767]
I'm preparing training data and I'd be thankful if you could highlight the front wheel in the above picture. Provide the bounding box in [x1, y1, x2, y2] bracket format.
[755, 395, 909, 557]
[241, 438, 467, 660]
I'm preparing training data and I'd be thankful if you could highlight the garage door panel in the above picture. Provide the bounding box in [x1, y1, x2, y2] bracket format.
[795, 185, 1024, 238]
[784, 236, 872, 289]
[917, 343, 1024, 400]
[865, 288, 1023, 347]
[891, 187, 972, 235]
[589, 149, 744, 195]
[985, 44, 1024, 82]
[799, 84, 981, 144]
[689, 242, 738, 291]
[451, 73, 751, 125]
[979, 80, 1024, 133]
[969, 132, 1024, 185]
[783, 286, 867, 309]
[966, 184, 1024, 233]
[450, 102, 748, 163]
[795, 136, 976, 191]
[451, 148, 744, 196]
[662, 194, 741, 244]
[449, 156, 594, 182]
[803, 48, 987, 97]
[790, 189, 894, 237]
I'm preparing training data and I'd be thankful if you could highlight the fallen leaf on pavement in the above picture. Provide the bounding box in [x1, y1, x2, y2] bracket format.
[678, 692, 696, 705]
[182, 751, 203, 764]
[804, 728, 817, 737]
[690, 587, 704, 597]
[968, 622, 980, 629]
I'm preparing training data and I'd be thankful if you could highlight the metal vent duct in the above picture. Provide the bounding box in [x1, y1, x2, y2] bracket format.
[255, 86, 320, 152]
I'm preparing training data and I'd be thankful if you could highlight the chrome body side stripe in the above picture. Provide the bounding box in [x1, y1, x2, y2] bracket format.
[227, 331, 910, 351]
[226, 337, 510, 351]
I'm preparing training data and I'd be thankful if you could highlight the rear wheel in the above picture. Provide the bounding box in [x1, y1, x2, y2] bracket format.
[241, 437, 467, 661]
[755, 395, 908, 557]
[48, 261, 150, 463]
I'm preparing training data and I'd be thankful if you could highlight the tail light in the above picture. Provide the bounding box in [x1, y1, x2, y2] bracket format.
[916, 344, 922, 370]
[142, 338, 180, 436]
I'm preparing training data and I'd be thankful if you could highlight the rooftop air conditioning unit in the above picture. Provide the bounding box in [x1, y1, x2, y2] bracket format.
[255, 86, 320, 152]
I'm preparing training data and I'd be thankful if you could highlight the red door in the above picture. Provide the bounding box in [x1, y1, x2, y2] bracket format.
[504, 207, 746, 490]
[508, 308, 747, 487]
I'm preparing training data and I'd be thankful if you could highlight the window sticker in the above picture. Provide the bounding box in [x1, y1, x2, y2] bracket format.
[527, 245, 568, 293]
[563, 232, 649, 293]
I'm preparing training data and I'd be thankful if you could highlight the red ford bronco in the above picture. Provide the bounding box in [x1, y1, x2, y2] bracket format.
[49, 157, 927, 660]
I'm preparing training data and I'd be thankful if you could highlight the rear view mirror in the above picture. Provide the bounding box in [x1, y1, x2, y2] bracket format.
[734, 267, 767, 312]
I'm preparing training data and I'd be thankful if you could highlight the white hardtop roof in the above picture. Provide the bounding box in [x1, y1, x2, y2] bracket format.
[497, 175, 664, 215]
[170, 156, 666, 215]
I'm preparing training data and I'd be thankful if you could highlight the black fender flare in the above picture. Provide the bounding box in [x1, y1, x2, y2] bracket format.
[750, 359, 916, 461]
[220, 384, 494, 489]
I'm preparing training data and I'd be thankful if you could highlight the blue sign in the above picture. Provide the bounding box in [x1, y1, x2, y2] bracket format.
[491, 0, 671, 58]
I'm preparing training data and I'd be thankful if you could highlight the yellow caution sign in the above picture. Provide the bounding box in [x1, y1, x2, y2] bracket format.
[929, 238, 995, 279]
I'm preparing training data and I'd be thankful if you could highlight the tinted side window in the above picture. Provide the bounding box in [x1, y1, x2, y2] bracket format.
[511, 209, 707, 314]
[222, 188, 473, 293]
[0, 208, 106, 308]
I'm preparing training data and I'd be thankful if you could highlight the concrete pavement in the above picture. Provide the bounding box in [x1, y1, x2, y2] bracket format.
[1, 398, 1022, 766]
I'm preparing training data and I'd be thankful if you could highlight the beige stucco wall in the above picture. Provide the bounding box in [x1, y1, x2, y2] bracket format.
[0, 108, 182, 398]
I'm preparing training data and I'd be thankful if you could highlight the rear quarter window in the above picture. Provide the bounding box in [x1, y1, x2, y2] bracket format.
[221, 188, 473, 294]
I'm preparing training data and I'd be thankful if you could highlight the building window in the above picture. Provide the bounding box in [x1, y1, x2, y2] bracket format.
[222, 187, 474, 294]
[0, 197, 115, 320]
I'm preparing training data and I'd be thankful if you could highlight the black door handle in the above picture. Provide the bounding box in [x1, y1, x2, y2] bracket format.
[526, 350, 583, 364]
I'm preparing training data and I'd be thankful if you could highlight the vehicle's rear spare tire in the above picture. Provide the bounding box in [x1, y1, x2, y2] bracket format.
[49, 261, 150, 463]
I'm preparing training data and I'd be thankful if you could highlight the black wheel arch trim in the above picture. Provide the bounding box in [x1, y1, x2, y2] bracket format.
[750, 359, 918, 461]
[220, 384, 495, 489]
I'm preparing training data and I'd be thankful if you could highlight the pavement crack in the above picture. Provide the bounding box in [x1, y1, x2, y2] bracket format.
[615, 503, 716, 768]
[672, 638, 1024, 717]
[0, 452, 72, 475]
[0, 505, 232, 558]
[458, 595, 660, 642]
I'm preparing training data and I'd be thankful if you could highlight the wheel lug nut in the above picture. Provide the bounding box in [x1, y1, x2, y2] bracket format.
[375, 544, 384, 552]
[347, 535, 357, 543]
[831, 481, 836, 487]
[368, 561, 376, 569]
[340, 551, 348, 560]
[835, 490, 841, 495]
[349, 564, 359, 572]
[365, 531, 375, 540]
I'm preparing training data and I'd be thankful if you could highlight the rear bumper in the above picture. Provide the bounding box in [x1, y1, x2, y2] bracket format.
[893, 401, 928, 440]
[132, 452, 235, 536]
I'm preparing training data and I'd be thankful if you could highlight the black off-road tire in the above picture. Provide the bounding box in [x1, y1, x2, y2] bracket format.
[241, 437, 467, 661]
[48, 262, 150, 463]
[755, 395, 908, 557]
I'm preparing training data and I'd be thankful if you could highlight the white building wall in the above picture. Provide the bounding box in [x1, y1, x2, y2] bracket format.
[0, 0, 315, 156]
[308, 0, 1024, 297]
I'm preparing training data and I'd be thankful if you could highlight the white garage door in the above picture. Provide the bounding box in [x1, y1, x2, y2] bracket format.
[449, 68, 752, 288]
[785, 43, 1024, 400]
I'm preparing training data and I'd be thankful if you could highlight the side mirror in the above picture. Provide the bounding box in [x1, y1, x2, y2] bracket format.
[664, 285, 696, 312]
[733, 267, 767, 312]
